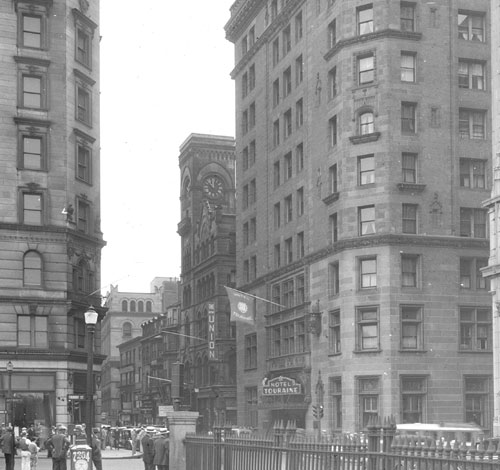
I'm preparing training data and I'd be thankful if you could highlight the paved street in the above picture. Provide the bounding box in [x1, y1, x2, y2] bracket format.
[12, 454, 144, 470]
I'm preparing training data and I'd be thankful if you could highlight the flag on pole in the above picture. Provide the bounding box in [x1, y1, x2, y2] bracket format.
[225, 286, 255, 324]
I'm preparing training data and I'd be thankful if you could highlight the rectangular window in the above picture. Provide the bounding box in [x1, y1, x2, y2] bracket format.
[22, 75, 43, 108]
[358, 376, 380, 427]
[285, 237, 293, 264]
[401, 376, 426, 424]
[458, 11, 485, 42]
[245, 387, 258, 428]
[459, 109, 486, 139]
[273, 160, 281, 188]
[360, 257, 377, 289]
[358, 5, 374, 35]
[358, 55, 374, 84]
[249, 64, 256, 90]
[284, 195, 293, 224]
[328, 67, 337, 99]
[76, 86, 91, 126]
[330, 377, 342, 429]
[76, 27, 91, 67]
[297, 231, 304, 259]
[329, 115, 338, 147]
[273, 38, 280, 66]
[271, 0, 278, 20]
[402, 204, 418, 234]
[283, 67, 292, 97]
[244, 333, 257, 369]
[401, 102, 416, 133]
[295, 55, 303, 85]
[357, 307, 379, 351]
[460, 159, 486, 189]
[283, 279, 295, 308]
[249, 102, 256, 129]
[284, 108, 292, 138]
[460, 208, 487, 238]
[401, 255, 418, 287]
[21, 136, 43, 170]
[328, 262, 340, 297]
[401, 305, 423, 350]
[250, 255, 257, 280]
[77, 199, 90, 233]
[274, 243, 281, 268]
[249, 140, 256, 167]
[273, 119, 280, 147]
[329, 310, 341, 353]
[329, 164, 338, 194]
[242, 185, 249, 210]
[241, 35, 248, 55]
[359, 205, 375, 236]
[242, 146, 249, 171]
[460, 258, 472, 289]
[475, 258, 489, 290]
[330, 213, 338, 243]
[249, 217, 256, 244]
[242, 110, 249, 134]
[359, 155, 375, 185]
[297, 275, 305, 305]
[273, 79, 280, 107]
[400, 3, 415, 32]
[401, 52, 416, 82]
[296, 143, 304, 173]
[460, 307, 491, 351]
[249, 179, 256, 205]
[464, 377, 489, 427]
[402, 153, 417, 183]
[458, 60, 485, 90]
[295, 11, 303, 42]
[22, 192, 42, 225]
[328, 19, 337, 48]
[22, 14, 42, 49]
[74, 318, 86, 349]
[297, 187, 304, 217]
[18, 315, 48, 348]
[243, 222, 249, 247]
[282, 25, 291, 56]
[248, 26, 255, 47]
[296, 98, 303, 128]
[274, 202, 281, 229]
[77, 143, 92, 183]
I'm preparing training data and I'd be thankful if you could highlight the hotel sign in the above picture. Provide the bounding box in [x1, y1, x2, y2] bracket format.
[262, 376, 302, 396]
[208, 303, 217, 360]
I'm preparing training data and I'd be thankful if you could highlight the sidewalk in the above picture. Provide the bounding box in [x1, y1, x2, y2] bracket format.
[36, 448, 143, 460]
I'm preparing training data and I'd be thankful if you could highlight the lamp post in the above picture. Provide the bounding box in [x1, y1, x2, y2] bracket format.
[6, 361, 13, 427]
[84, 306, 98, 448]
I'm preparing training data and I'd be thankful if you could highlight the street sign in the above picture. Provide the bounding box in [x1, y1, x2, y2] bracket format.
[158, 405, 173, 417]
[68, 394, 85, 400]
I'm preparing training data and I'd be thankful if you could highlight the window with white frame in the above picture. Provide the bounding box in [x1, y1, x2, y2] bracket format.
[401, 254, 419, 287]
[358, 376, 380, 428]
[459, 159, 485, 189]
[359, 205, 375, 235]
[459, 109, 486, 139]
[18, 314, 48, 348]
[400, 305, 423, 350]
[356, 307, 379, 351]
[23, 250, 43, 287]
[402, 204, 418, 234]
[357, 5, 373, 35]
[402, 153, 417, 183]
[17, 121, 49, 171]
[359, 112, 374, 135]
[359, 155, 374, 184]
[360, 257, 376, 289]
[460, 307, 491, 351]
[401, 52, 416, 82]
[329, 310, 341, 353]
[458, 60, 485, 90]
[21, 191, 43, 226]
[458, 11, 485, 42]
[358, 54, 374, 84]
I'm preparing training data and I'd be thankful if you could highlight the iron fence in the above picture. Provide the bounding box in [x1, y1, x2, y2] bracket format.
[185, 420, 500, 470]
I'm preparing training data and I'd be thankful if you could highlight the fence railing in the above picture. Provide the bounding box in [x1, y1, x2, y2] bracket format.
[185, 419, 500, 470]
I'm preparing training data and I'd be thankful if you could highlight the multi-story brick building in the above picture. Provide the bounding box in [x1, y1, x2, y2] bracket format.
[0, 0, 104, 429]
[177, 134, 237, 430]
[101, 277, 178, 425]
[226, 0, 493, 433]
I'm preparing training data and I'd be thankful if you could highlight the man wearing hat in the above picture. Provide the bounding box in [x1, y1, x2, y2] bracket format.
[17, 429, 32, 470]
[153, 430, 169, 470]
[45, 425, 71, 470]
[90, 428, 102, 470]
[0, 426, 16, 470]
[141, 426, 155, 470]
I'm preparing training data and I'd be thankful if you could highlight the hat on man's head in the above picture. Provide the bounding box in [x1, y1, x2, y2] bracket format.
[146, 426, 155, 433]
[58, 425, 67, 432]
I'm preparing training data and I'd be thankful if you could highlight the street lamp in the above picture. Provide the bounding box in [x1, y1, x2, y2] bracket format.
[6, 361, 13, 427]
[84, 306, 98, 448]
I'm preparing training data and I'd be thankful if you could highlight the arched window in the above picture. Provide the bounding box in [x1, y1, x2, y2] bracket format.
[73, 258, 93, 293]
[23, 251, 42, 286]
[146, 301, 152, 312]
[123, 322, 132, 338]
[121, 300, 128, 312]
[130, 300, 136, 312]
[360, 111, 374, 135]
[138, 301, 144, 313]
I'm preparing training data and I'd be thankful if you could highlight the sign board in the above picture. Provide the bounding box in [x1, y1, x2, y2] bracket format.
[208, 303, 217, 361]
[262, 376, 302, 396]
[158, 405, 174, 417]
[68, 394, 85, 400]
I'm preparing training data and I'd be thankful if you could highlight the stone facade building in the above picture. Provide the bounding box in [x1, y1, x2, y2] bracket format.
[0, 0, 104, 429]
[177, 134, 237, 430]
[225, 0, 493, 432]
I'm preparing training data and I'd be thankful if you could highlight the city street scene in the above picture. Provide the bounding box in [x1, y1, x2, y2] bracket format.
[1, 0, 500, 470]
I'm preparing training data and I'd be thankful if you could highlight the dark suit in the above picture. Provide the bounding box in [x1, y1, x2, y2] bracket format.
[141, 434, 155, 470]
[153, 436, 169, 470]
[0, 430, 16, 470]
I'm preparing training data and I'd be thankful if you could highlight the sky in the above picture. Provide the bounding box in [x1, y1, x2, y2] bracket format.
[99, 1, 236, 294]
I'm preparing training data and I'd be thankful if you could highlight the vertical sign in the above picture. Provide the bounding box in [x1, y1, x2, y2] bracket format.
[208, 303, 217, 360]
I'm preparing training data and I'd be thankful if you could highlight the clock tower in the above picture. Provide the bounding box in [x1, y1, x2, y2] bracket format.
[177, 134, 237, 429]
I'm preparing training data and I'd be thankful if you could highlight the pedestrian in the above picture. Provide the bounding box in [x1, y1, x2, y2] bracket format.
[131, 427, 137, 455]
[17, 430, 32, 470]
[153, 430, 169, 470]
[0, 426, 16, 470]
[28, 439, 39, 470]
[136, 426, 146, 453]
[99, 426, 107, 450]
[45, 425, 71, 470]
[141, 426, 155, 470]
[90, 428, 102, 470]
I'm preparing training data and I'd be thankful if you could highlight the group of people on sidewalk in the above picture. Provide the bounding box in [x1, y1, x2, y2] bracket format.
[0, 426, 39, 470]
[140, 426, 169, 470]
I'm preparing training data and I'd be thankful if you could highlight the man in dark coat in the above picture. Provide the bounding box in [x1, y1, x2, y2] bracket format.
[0, 426, 16, 470]
[45, 425, 71, 470]
[153, 431, 169, 470]
[141, 427, 155, 470]
[91, 428, 103, 470]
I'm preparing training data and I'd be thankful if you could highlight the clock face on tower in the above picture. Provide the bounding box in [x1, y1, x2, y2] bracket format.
[203, 175, 224, 199]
